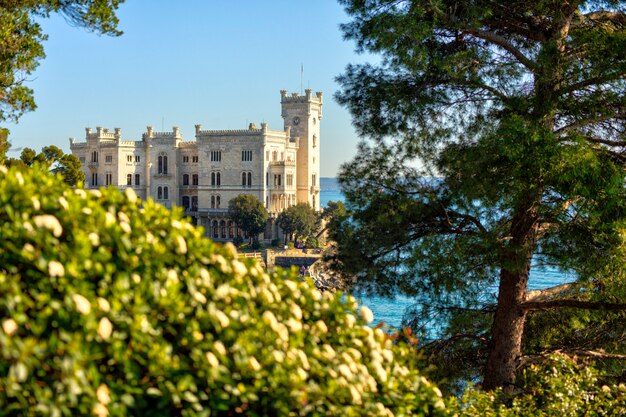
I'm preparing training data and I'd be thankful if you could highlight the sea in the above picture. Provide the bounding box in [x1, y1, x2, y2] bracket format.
[319, 177, 575, 329]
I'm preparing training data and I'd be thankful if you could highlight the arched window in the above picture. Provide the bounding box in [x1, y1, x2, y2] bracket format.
[220, 220, 226, 239]
[163, 186, 169, 200]
[183, 174, 189, 186]
[135, 174, 140, 186]
[211, 172, 216, 186]
[212, 220, 219, 238]
[247, 172, 252, 188]
[192, 174, 198, 186]
[211, 195, 215, 208]
[92, 151, 98, 162]
[182, 196, 190, 209]
[216, 195, 221, 208]
[158, 154, 168, 174]
[242, 172, 246, 186]
[191, 196, 198, 211]
[127, 174, 132, 186]
[228, 221, 234, 238]
[216, 172, 221, 187]
[157, 186, 163, 200]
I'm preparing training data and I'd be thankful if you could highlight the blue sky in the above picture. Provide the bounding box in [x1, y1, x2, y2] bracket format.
[4, 1, 374, 177]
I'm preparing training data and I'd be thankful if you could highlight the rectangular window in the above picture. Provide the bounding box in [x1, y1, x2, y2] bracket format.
[192, 156, 198, 163]
[211, 150, 221, 162]
[127, 155, 132, 162]
[106, 173, 112, 186]
[135, 174, 140, 186]
[92, 173, 98, 186]
[105, 155, 113, 163]
[135, 155, 141, 163]
[183, 156, 189, 163]
[127, 174, 132, 186]
[79, 156, 85, 164]
[192, 174, 198, 186]
[242, 150, 252, 162]
[287, 174, 293, 187]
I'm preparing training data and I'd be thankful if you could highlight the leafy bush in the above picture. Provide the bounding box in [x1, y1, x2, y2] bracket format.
[271, 238, 280, 247]
[306, 236, 320, 249]
[451, 354, 626, 416]
[232, 235, 244, 247]
[0, 166, 446, 417]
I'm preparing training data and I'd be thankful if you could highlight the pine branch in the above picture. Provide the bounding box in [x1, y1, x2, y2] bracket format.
[463, 29, 537, 72]
[521, 299, 626, 311]
[519, 349, 626, 369]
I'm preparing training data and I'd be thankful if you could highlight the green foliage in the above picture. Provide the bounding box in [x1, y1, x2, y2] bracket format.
[452, 354, 626, 416]
[270, 238, 280, 247]
[276, 203, 319, 242]
[227, 194, 268, 243]
[0, 1, 123, 123]
[306, 236, 320, 249]
[0, 165, 448, 416]
[5, 145, 85, 185]
[0, 128, 9, 164]
[334, 0, 626, 389]
[232, 235, 244, 248]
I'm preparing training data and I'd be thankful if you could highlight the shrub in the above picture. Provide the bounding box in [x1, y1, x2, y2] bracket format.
[306, 236, 320, 249]
[451, 354, 626, 416]
[0, 166, 446, 417]
[232, 235, 244, 247]
[271, 238, 280, 247]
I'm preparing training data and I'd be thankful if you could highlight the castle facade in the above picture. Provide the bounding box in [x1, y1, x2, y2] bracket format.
[70, 89, 322, 240]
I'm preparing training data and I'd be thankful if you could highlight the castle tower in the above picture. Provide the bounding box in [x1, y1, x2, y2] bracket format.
[280, 89, 323, 210]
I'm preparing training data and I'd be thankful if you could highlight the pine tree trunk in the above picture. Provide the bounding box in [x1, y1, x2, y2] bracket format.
[483, 204, 538, 391]
[482, 263, 531, 390]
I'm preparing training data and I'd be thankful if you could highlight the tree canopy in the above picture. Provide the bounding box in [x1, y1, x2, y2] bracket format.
[2, 144, 85, 185]
[276, 202, 319, 243]
[0, 0, 124, 123]
[334, 0, 626, 391]
[227, 194, 268, 243]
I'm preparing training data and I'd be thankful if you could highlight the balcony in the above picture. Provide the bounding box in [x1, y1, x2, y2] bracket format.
[88, 161, 98, 168]
[198, 208, 229, 216]
[270, 160, 296, 167]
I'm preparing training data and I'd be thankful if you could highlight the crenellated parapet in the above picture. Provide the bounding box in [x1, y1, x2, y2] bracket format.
[142, 126, 182, 140]
[280, 89, 323, 104]
[280, 89, 323, 119]
[195, 122, 284, 139]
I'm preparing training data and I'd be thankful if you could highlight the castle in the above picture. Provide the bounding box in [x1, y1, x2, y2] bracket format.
[70, 89, 322, 241]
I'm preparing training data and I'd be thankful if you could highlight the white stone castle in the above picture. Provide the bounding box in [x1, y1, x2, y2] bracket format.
[70, 89, 322, 240]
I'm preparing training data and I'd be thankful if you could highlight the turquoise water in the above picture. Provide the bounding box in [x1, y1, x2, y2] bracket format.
[319, 177, 575, 329]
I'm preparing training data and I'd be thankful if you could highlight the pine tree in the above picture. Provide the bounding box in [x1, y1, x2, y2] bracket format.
[334, 0, 626, 390]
